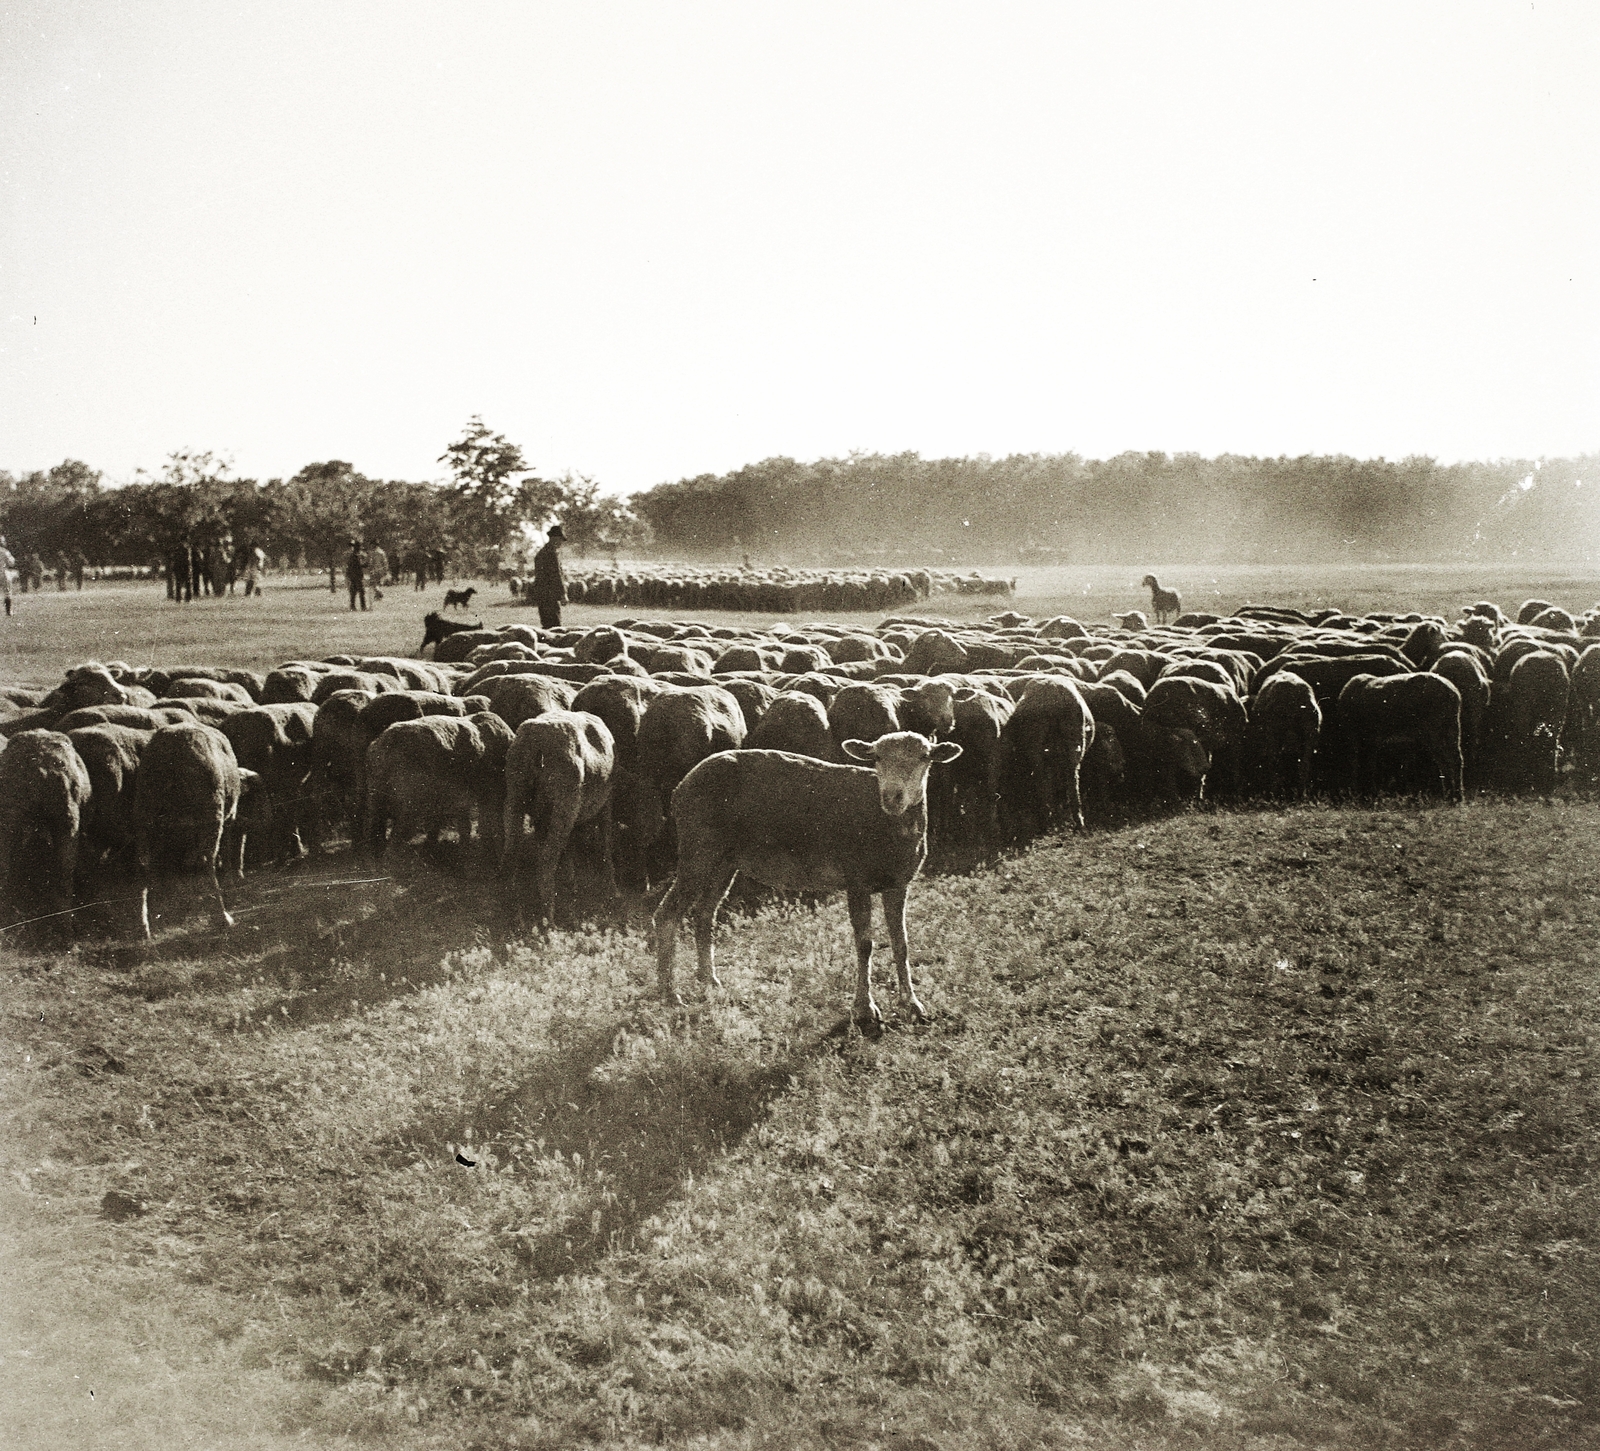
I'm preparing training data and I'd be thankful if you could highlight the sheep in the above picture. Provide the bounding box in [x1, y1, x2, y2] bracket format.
[68, 724, 152, 889]
[746, 690, 835, 760]
[570, 675, 666, 890]
[502, 710, 616, 926]
[0, 730, 93, 933]
[1430, 650, 1492, 789]
[363, 711, 516, 864]
[827, 683, 901, 757]
[1566, 643, 1600, 790]
[1112, 610, 1148, 631]
[1242, 672, 1321, 799]
[1144, 676, 1249, 801]
[928, 687, 1015, 861]
[134, 723, 246, 935]
[1141, 574, 1182, 624]
[631, 684, 748, 880]
[1492, 650, 1571, 794]
[1337, 672, 1463, 803]
[473, 672, 580, 729]
[997, 675, 1094, 836]
[217, 703, 320, 864]
[653, 732, 962, 1023]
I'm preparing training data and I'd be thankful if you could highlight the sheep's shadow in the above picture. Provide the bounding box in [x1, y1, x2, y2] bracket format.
[383, 1005, 848, 1281]
[84, 855, 519, 1024]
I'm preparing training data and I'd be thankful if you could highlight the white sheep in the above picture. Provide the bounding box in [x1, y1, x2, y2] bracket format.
[653, 732, 961, 1023]
[1141, 574, 1182, 624]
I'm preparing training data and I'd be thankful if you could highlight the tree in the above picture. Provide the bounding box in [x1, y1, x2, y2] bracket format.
[552, 471, 651, 557]
[437, 416, 582, 570]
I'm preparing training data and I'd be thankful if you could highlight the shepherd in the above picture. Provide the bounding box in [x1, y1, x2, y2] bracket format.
[531, 524, 567, 629]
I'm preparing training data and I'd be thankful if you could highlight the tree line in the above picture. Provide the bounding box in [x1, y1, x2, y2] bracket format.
[0, 418, 649, 581]
[8, 441, 1597, 579]
[630, 451, 1600, 564]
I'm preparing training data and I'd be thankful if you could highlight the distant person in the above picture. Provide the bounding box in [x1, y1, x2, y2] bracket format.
[370, 542, 388, 600]
[54, 552, 70, 591]
[73, 550, 87, 590]
[346, 539, 368, 612]
[531, 524, 567, 629]
[410, 546, 428, 591]
[429, 548, 448, 584]
[0, 536, 13, 616]
[24, 553, 44, 594]
[242, 544, 265, 597]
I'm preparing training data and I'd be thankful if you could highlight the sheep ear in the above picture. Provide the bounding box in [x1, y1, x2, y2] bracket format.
[930, 741, 963, 764]
[841, 739, 877, 762]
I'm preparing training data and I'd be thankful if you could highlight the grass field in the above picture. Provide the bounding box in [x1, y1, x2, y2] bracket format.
[2, 560, 1597, 685]
[2, 563, 1599, 1450]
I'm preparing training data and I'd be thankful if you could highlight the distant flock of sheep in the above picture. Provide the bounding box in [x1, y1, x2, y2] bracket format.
[506, 565, 1018, 614]
[1, 588, 1596, 1020]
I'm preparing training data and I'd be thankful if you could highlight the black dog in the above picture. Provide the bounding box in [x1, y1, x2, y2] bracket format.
[442, 586, 477, 610]
[420, 610, 483, 655]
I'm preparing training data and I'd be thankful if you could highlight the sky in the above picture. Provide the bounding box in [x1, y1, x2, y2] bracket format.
[1, 1, 1596, 495]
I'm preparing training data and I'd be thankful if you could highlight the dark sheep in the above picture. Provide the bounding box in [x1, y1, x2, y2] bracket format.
[654, 733, 962, 1022]
[217, 704, 320, 863]
[928, 687, 1015, 861]
[746, 690, 835, 760]
[1144, 676, 1249, 801]
[1243, 673, 1321, 799]
[68, 723, 152, 888]
[1337, 672, 1463, 802]
[570, 675, 667, 889]
[502, 709, 617, 925]
[998, 675, 1094, 835]
[719, 678, 779, 735]
[0, 731, 93, 931]
[828, 684, 902, 755]
[364, 711, 516, 863]
[473, 673, 580, 729]
[1430, 650, 1492, 789]
[1490, 650, 1571, 794]
[135, 723, 246, 935]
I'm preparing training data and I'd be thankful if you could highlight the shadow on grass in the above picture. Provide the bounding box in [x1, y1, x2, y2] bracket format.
[385, 1006, 848, 1282]
[80, 849, 521, 1025]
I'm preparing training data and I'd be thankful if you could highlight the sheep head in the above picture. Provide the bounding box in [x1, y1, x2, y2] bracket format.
[842, 731, 962, 816]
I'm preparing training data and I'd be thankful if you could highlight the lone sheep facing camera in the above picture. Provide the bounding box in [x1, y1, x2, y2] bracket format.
[654, 733, 962, 1024]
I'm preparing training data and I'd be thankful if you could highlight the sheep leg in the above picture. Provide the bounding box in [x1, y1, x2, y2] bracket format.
[1065, 761, 1085, 831]
[691, 868, 738, 989]
[883, 885, 926, 1019]
[847, 889, 882, 1025]
[536, 806, 579, 925]
[205, 827, 234, 929]
[653, 877, 690, 1003]
[595, 805, 618, 903]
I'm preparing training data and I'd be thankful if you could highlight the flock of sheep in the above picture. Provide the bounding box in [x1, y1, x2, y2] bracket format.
[1, 588, 1596, 1020]
[508, 564, 1017, 614]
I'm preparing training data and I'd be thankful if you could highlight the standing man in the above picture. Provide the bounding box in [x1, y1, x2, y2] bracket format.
[370, 541, 389, 601]
[0, 535, 14, 616]
[531, 524, 567, 629]
[346, 538, 367, 612]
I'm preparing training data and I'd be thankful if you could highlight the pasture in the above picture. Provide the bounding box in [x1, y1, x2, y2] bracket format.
[3, 562, 1598, 1451]
[4, 559, 1600, 683]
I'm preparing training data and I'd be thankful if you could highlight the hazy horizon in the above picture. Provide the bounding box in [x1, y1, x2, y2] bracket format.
[3, 2, 1596, 492]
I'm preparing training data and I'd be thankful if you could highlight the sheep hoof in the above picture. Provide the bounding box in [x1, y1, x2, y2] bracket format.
[854, 999, 883, 1027]
[906, 995, 929, 1021]
[219, 910, 235, 929]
